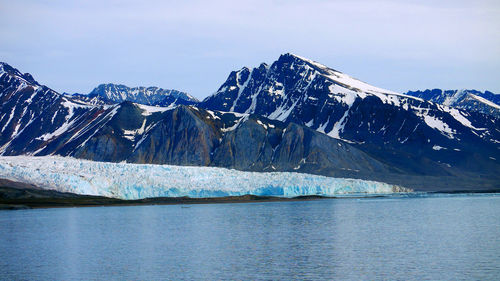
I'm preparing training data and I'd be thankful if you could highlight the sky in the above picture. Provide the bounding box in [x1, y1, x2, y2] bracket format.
[1, 0, 499, 100]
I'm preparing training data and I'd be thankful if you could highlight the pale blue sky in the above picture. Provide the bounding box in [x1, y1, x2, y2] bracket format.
[1, 0, 499, 99]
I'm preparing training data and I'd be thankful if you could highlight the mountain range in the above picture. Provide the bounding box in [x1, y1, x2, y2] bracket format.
[66, 83, 198, 106]
[404, 89, 500, 117]
[1, 54, 499, 191]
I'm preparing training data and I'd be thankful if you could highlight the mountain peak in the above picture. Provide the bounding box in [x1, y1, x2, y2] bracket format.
[0, 62, 23, 78]
[82, 83, 198, 106]
[279, 52, 309, 60]
[276, 53, 404, 98]
[277, 53, 335, 72]
[199, 53, 500, 146]
[0, 62, 42, 88]
[201, 52, 410, 118]
[21, 73, 37, 84]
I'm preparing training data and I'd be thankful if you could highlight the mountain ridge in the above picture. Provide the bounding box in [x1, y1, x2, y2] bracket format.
[404, 89, 499, 117]
[200, 53, 498, 147]
[67, 83, 198, 107]
[0, 57, 499, 191]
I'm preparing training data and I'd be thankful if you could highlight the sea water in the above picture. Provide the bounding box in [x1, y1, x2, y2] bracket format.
[1, 194, 499, 280]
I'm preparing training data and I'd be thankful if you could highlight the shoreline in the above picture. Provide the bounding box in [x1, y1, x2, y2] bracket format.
[1, 185, 499, 210]
[0, 192, 331, 210]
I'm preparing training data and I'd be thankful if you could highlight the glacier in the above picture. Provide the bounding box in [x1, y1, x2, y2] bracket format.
[0, 156, 407, 199]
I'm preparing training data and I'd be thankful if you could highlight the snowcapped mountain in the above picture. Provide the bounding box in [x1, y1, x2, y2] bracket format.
[0, 62, 392, 182]
[69, 83, 198, 106]
[0, 62, 105, 156]
[404, 89, 500, 117]
[200, 54, 500, 177]
[201, 54, 498, 145]
[0, 59, 499, 191]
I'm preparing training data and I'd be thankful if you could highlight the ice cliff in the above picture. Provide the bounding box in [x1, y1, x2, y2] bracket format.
[0, 156, 408, 199]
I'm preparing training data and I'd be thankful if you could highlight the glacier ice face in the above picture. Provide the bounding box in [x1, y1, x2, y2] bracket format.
[0, 156, 404, 199]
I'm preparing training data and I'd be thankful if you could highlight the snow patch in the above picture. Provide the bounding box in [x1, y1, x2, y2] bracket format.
[230, 69, 253, 112]
[443, 90, 466, 107]
[122, 119, 147, 141]
[469, 94, 500, 110]
[423, 115, 455, 138]
[446, 108, 485, 131]
[432, 145, 446, 151]
[37, 99, 92, 141]
[136, 103, 173, 116]
[1, 106, 16, 133]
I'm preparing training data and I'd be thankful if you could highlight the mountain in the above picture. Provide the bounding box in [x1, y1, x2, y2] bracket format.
[30, 101, 393, 181]
[200, 53, 500, 177]
[1, 59, 499, 191]
[0, 62, 105, 156]
[0, 62, 390, 180]
[68, 83, 198, 106]
[404, 89, 500, 117]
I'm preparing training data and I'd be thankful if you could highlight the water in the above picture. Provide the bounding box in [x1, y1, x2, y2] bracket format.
[1, 194, 499, 280]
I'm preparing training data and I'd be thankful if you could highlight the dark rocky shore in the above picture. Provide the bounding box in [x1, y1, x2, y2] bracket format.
[0, 183, 328, 210]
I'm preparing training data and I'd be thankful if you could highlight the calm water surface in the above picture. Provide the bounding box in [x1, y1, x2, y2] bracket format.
[1, 194, 500, 280]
